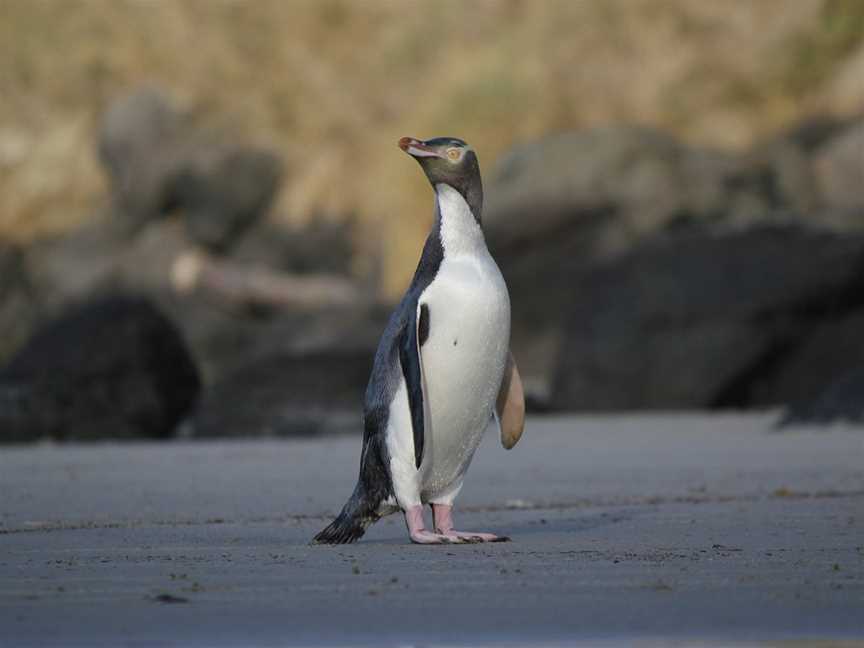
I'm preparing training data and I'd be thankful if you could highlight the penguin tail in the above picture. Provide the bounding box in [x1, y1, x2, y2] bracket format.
[312, 483, 381, 545]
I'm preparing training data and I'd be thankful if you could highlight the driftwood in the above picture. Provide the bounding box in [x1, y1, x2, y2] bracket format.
[170, 249, 366, 309]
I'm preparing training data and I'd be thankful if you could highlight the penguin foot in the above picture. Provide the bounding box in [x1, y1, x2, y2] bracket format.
[409, 530, 461, 544]
[431, 504, 511, 543]
[405, 505, 464, 544]
[442, 531, 510, 543]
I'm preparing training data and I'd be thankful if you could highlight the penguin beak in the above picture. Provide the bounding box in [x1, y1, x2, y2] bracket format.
[399, 137, 443, 159]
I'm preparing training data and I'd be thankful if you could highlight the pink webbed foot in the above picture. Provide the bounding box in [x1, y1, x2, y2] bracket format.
[432, 504, 510, 543]
[404, 505, 457, 545]
[409, 529, 459, 544]
[441, 531, 510, 543]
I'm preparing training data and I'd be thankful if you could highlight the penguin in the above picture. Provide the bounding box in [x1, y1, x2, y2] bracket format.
[313, 136, 525, 545]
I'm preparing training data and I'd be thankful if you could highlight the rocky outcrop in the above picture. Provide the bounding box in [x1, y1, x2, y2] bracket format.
[24, 219, 186, 312]
[485, 127, 791, 254]
[750, 312, 864, 407]
[484, 119, 864, 407]
[549, 223, 864, 410]
[98, 87, 282, 250]
[231, 221, 358, 276]
[6, 106, 863, 438]
[175, 148, 282, 252]
[192, 301, 389, 437]
[98, 87, 183, 230]
[484, 126, 815, 394]
[194, 351, 372, 438]
[812, 119, 864, 217]
[0, 243, 40, 364]
[0, 296, 201, 442]
[780, 367, 864, 427]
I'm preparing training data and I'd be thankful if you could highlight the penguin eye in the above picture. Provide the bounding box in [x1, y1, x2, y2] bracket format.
[446, 148, 461, 161]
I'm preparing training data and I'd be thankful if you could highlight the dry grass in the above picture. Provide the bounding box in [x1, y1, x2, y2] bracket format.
[2, 0, 862, 294]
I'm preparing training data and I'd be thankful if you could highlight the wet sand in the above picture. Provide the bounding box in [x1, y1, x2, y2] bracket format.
[1, 413, 862, 646]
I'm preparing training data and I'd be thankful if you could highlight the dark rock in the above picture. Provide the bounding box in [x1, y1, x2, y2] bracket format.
[0, 243, 40, 364]
[549, 223, 864, 410]
[24, 220, 199, 341]
[24, 219, 173, 309]
[748, 137, 820, 218]
[193, 303, 389, 437]
[98, 86, 283, 250]
[487, 128, 686, 263]
[780, 367, 864, 426]
[484, 127, 801, 389]
[237, 304, 388, 361]
[98, 87, 184, 230]
[231, 219, 357, 276]
[782, 114, 852, 152]
[0, 296, 201, 442]
[21, 219, 255, 386]
[194, 351, 371, 437]
[812, 119, 864, 217]
[25, 222, 120, 306]
[24, 214, 378, 389]
[485, 126, 792, 254]
[750, 115, 854, 222]
[24, 217, 269, 381]
[162, 292, 387, 388]
[747, 311, 864, 406]
[178, 148, 282, 252]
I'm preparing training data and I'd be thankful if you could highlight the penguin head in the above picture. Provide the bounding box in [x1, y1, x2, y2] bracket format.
[399, 136, 483, 218]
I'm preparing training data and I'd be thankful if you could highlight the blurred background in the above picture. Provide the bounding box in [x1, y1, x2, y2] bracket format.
[1, 0, 862, 442]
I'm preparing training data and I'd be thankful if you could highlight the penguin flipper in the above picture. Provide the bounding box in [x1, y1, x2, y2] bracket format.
[399, 301, 428, 469]
[496, 350, 525, 450]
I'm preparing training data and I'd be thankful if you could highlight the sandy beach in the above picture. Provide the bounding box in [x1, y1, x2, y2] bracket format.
[1, 412, 862, 646]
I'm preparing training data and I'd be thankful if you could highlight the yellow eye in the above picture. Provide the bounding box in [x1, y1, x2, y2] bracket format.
[447, 148, 460, 161]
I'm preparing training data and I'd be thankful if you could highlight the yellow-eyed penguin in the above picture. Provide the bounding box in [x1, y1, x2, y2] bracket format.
[313, 136, 525, 545]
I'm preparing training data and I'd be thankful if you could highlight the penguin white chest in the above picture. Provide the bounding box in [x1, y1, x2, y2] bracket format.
[416, 187, 511, 497]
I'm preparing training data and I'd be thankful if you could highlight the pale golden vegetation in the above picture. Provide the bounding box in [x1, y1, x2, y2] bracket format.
[1, 0, 862, 294]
